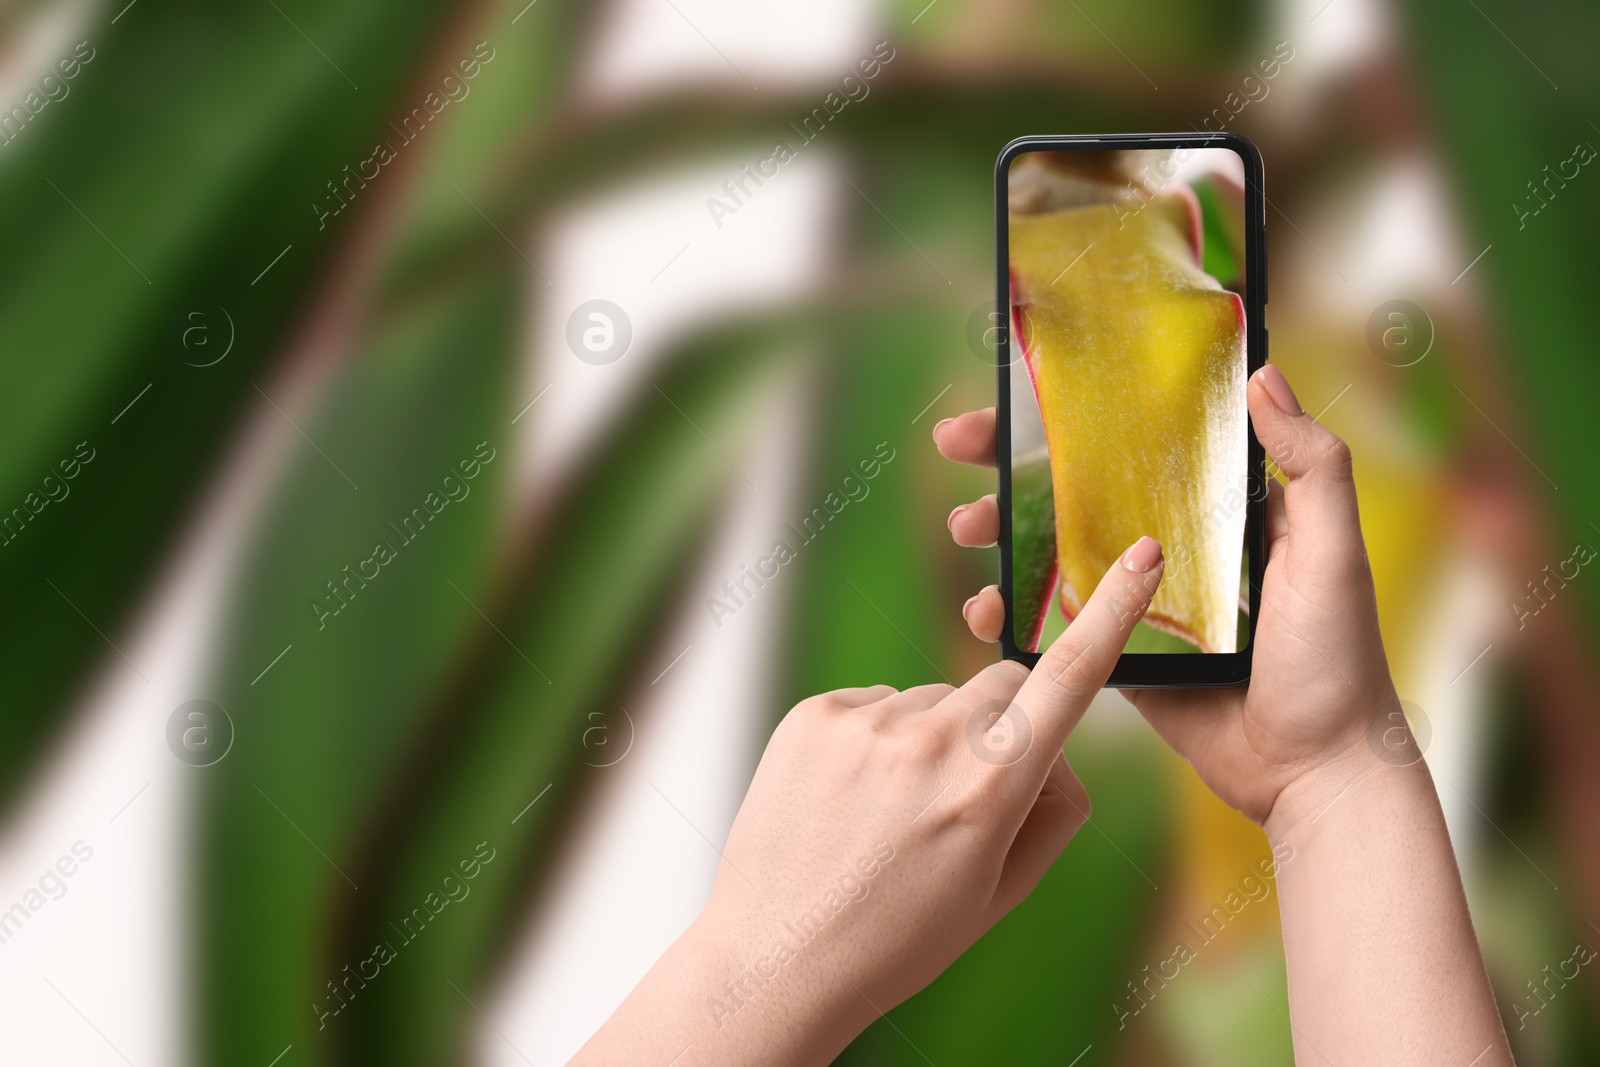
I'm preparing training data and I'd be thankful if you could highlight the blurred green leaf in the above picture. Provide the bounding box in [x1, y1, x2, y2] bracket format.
[0, 0, 462, 805]
[172, 2, 600, 1059]
[780, 299, 970, 699]
[200, 266, 520, 1065]
[1405, 0, 1600, 636]
[325, 320, 812, 1064]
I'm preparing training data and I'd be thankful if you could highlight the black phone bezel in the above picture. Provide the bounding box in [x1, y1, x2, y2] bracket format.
[994, 132, 1266, 688]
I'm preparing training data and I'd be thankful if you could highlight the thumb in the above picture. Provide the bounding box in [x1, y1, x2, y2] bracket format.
[1249, 365, 1364, 558]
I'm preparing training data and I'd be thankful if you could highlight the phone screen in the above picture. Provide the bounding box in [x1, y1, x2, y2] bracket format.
[1002, 142, 1257, 660]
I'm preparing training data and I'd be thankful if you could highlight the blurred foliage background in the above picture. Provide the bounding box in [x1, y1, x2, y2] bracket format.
[1, 0, 1597, 1063]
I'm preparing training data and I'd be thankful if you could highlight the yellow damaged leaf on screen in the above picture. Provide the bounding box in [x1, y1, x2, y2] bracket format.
[1010, 191, 1246, 653]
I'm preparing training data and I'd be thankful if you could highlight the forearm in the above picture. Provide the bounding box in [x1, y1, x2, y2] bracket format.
[1265, 750, 1511, 1065]
[569, 916, 868, 1067]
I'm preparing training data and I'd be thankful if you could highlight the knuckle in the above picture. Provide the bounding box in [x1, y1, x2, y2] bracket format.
[900, 683, 955, 711]
[962, 698, 1035, 770]
[844, 706, 890, 738]
[1042, 641, 1097, 698]
[790, 693, 836, 719]
[1316, 435, 1354, 481]
[904, 716, 957, 763]
[831, 712, 890, 761]
[1063, 789, 1091, 832]
[1062, 769, 1091, 817]
[1046, 763, 1092, 826]
[980, 659, 1030, 692]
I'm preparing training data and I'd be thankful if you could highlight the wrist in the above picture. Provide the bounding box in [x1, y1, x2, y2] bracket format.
[1260, 687, 1423, 832]
[680, 911, 873, 1065]
[1263, 733, 1435, 850]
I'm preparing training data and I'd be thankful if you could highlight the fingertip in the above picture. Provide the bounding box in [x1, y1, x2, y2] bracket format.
[1254, 364, 1303, 416]
[1248, 372, 1358, 497]
[933, 408, 998, 467]
[965, 584, 1004, 643]
[949, 494, 1000, 547]
[1248, 373, 1313, 482]
[1120, 535, 1163, 573]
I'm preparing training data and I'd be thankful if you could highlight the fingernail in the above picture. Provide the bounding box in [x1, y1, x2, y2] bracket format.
[933, 417, 954, 437]
[1258, 365, 1303, 415]
[962, 594, 979, 621]
[1122, 536, 1163, 573]
[947, 504, 967, 531]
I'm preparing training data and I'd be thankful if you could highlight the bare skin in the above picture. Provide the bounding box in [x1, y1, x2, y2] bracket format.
[573, 364, 1512, 1066]
[573, 539, 1167, 1065]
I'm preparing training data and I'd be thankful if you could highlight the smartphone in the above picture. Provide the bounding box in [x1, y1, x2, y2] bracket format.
[994, 133, 1266, 686]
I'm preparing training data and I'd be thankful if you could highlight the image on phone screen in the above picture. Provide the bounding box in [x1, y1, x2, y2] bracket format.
[1002, 140, 1258, 661]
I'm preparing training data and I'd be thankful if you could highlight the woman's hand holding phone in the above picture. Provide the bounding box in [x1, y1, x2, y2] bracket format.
[941, 364, 1399, 827]
[938, 362, 1512, 1066]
